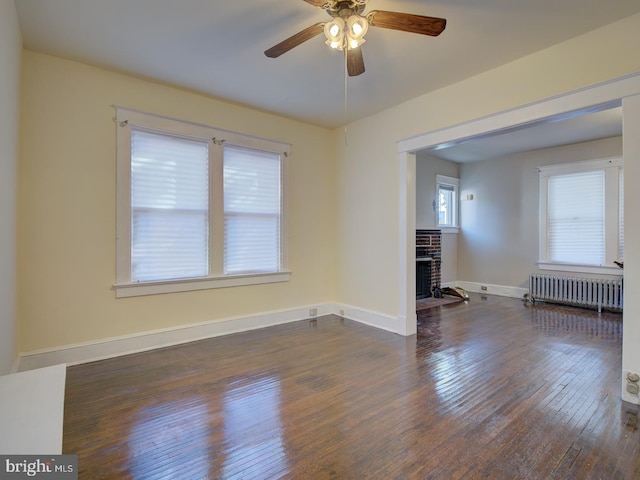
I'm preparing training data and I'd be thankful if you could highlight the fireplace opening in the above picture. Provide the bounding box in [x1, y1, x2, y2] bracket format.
[416, 258, 432, 299]
[416, 230, 441, 299]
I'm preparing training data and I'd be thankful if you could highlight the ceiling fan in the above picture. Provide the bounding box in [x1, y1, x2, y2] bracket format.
[264, 0, 447, 77]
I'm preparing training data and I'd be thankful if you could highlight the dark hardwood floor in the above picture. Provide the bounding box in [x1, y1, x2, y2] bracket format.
[63, 293, 640, 479]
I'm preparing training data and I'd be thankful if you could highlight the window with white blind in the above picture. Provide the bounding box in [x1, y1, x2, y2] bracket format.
[115, 107, 290, 297]
[538, 157, 623, 274]
[223, 145, 281, 275]
[131, 130, 210, 283]
[436, 175, 459, 228]
[619, 168, 624, 261]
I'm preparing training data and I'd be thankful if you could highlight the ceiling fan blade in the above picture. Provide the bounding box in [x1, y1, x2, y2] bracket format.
[347, 47, 365, 77]
[302, 0, 330, 7]
[366, 10, 446, 36]
[265, 22, 325, 58]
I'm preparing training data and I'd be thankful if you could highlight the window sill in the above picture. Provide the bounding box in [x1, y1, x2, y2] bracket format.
[537, 262, 623, 276]
[437, 226, 460, 234]
[114, 271, 292, 298]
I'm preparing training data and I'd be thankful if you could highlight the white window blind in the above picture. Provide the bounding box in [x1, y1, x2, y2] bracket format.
[436, 175, 459, 228]
[547, 170, 605, 266]
[116, 106, 291, 297]
[438, 184, 455, 226]
[223, 145, 281, 275]
[131, 129, 209, 282]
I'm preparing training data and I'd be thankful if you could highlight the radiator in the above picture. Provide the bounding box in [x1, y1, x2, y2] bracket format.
[529, 274, 623, 312]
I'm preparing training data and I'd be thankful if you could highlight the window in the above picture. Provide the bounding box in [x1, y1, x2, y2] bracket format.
[130, 130, 209, 283]
[619, 168, 624, 261]
[223, 145, 282, 275]
[436, 175, 459, 228]
[538, 157, 623, 274]
[115, 107, 290, 297]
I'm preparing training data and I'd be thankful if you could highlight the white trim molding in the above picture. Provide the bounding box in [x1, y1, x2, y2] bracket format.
[455, 281, 528, 299]
[337, 303, 400, 334]
[9, 356, 21, 374]
[18, 305, 332, 371]
[397, 71, 640, 154]
[15, 303, 401, 372]
[621, 93, 640, 405]
[398, 151, 417, 336]
[114, 271, 292, 298]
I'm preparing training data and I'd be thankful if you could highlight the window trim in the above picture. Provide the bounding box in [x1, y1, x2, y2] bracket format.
[436, 174, 459, 228]
[114, 106, 290, 298]
[537, 157, 623, 275]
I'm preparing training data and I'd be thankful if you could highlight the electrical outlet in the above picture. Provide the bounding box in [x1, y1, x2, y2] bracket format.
[481, 285, 488, 291]
[339, 309, 345, 316]
[309, 308, 317, 317]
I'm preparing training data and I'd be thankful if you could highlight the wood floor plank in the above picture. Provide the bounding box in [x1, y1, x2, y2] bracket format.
[63, 294, 640, 479]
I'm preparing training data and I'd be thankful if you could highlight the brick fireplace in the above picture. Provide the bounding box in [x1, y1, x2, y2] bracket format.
[416, 230, 442, 297]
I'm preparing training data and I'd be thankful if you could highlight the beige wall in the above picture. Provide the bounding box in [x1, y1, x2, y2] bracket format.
[335, 123, 400, 314]
[335, 12, 640, 318]
[458, 136, 622, 289]
[0, 0, 21, 374]
[17, 51, 336, 352]
[416, 154, 460, 229]
[416, 153, 459, 284]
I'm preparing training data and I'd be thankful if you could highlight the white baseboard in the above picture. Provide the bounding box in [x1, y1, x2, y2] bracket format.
[17, 304, 333, 372]
[10, 355, 21, 374]
[14, 285, 531, 372]
[454, 281, 528, 299]
[16, 303, 401, 371]
[336, 303, 399, 334]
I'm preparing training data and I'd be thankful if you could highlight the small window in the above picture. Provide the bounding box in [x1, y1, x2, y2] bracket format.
[115, 107, 291, 297]
[436, 175, 459, 228]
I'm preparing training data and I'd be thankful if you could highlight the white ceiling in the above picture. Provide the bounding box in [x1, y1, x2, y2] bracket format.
[14, 0, 640, 129]
[426, 106, 623, 163]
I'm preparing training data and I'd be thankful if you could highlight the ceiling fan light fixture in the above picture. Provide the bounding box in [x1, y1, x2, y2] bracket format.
[324, 17, 345, 49]
[347, 14, 368, 40]
[347, 36, 365, 50]
[265, 3, 447, 70]
[324, 14, 369, 51]
[329, 23, 341, 37]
